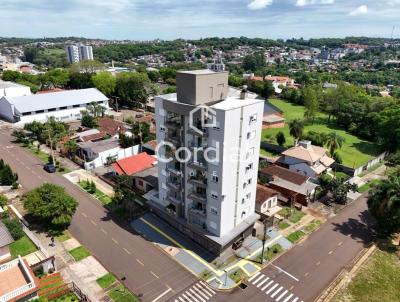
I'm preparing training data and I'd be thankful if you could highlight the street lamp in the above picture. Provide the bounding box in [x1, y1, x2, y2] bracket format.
[260, 218, 268, 264]
[224, 269, 228, 286]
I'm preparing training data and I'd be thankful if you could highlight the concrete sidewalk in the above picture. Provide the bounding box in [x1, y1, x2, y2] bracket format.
[64, 169, 115, 197]
[131, 213, 292, 290]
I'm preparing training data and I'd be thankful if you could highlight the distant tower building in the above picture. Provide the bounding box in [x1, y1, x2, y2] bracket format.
[79, 45, 94, 61]
[65, 44, 94, 64]
[65, 45, 80, 64]
[207, 51, 225, 72]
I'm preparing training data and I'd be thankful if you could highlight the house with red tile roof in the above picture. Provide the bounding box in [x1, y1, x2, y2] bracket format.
[112, 152, 156, 176]
[255, 185, 281, 218]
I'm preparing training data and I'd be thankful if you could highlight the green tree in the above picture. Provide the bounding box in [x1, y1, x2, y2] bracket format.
[386, 151, 400, 167]
[261, 80, 275, 99]
[367, 168, 400, 235]
[63, 140, 79, 158]
[376, 106, 400, 152]
[91, 71, 116, 96]
[23, 183, 78, 230]
[288, 119, 304, 143]
[2, 218, 24, 240]
[325, 132, 345, 157]
[303, 86, 319, 122]
[276, 131, 286, 147]
[81, 111, 97, 128]
[115, 72, 150, 108]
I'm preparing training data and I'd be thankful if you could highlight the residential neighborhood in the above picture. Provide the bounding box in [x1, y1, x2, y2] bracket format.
[0, 2, 399, 302]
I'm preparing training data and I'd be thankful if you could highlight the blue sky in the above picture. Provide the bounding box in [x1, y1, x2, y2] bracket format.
[1, 0, 400, 40]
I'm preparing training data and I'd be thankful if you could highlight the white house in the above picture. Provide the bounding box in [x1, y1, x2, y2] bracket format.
[0, 80, 31, 98]
[279, 140, 335, 178]
[78, 137, 140, 170]
[0, 88, 109, 125]
[255, 185, 281, 217]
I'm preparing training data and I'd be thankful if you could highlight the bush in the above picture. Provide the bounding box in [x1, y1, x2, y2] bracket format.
[0, 194, 7, 207]
[333, 151, 343, 164]
[3, 218, 24, 240]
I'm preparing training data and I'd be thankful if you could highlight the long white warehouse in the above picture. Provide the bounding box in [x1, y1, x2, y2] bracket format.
[0, 88, 109, 125]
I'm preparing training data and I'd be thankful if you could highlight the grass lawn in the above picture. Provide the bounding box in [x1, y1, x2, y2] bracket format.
[358, 179, 381, 193]
[257, 244, 284, 261]
[25, 144, 49, 163]
[53, 293, 79, 302]
[97, 273, 117, 289]
[334, 245, 400, 302]
[278, 221, 290, 230]
[10, 235, 37, 258]
[229, 268, 245, 283]
[69, 246, 91, 261]
[286, 230, 306, 243]
[79, 181, 113, 205]
[56, 231, 71, 242]
[279, 207, 305, 224]
[263, 99, 382, 167]
[303, 220, 322, 233]
[108, 284, 139, 302]
[200, 270, 213, 281]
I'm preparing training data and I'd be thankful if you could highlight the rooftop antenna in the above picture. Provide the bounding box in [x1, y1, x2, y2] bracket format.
[391, 25, 395, 41]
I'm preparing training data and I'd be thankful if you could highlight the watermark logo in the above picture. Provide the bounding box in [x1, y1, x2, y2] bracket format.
[189, 105, 217, 135]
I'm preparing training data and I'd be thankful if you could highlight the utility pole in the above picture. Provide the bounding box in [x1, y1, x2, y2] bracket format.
[47, 126, 55, 165]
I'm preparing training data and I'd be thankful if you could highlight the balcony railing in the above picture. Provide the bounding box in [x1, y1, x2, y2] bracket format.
[187, 126, 208, 136]
[188, 176, 207, 187]
[188, 159, 207, 171]
[167, 180, 181, 191]
[188, 190, 207, 202]
[167, 162, 182, 175]
[167, 194, 182, 205]
[188, 140, 208, 149]
[165, 116, 182, 129]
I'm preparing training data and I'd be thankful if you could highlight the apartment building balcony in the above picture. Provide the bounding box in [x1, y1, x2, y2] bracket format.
[165, 130, 182, 147]
[165, 117, 182, 130]
[166, 161, 183, 175]
[188, 140, 208, 149]
[187, 127, 208, 137]
[188, 159, 208, 171]
[188, 208, 207, 230]
[188, 175, 207, 188]
[188, 189, 207, 203]
[167, 193, 182, 205]
[167, 179, 182, 191]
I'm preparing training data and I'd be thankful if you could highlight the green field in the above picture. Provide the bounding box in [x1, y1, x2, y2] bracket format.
[69, 246, 91, 261]
[108, 284, 139, 302]
[334, 245, 400, 302]
[10, 235, 37, 258]
[97, 273, 117, 289]
[263, 99, 382, 167]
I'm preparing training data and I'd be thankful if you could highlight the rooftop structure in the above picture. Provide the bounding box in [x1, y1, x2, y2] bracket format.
[112, 152, 157, 176]
[0, 80, 31, 98]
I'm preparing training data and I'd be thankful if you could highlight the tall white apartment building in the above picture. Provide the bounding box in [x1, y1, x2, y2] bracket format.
[153, 70, 264, 254]
[79, 45, 94, 61]
[65, 44, 93, 63]
[66, 45, 80, 64]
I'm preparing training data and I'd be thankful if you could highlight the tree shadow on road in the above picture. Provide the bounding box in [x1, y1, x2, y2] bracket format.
[331, 210, 376, 246]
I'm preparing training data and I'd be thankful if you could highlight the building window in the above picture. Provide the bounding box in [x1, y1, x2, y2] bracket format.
[160, 125, 166, 132]
[246, 147, 255, 159]
[247, 178, 252, 185]
[73, 104, 81, 108]
[36, 110, 44, 114]
[59, 106, 67, 110]
[246, 193, 251, 200]
[245, 163, 253, 173]
[210, 207, 218, 215]
[249, 114, 257, 124]
[242, 198, 246, 204]
[211, 192, 218, 200]
[211, 172, 219, 183]
[22, 112, 31, 116]
[138, 180, 144, 186]
[247, 130, 256, 140]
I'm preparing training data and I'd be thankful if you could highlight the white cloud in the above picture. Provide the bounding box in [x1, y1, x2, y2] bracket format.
[296, 0, 334, 6]
[248, 0, 273, 10]
[349, 5, 368, 16]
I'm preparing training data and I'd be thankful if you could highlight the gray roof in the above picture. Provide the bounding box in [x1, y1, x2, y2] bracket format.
[0, 221, 14, 248]
[0, 80, 29, 89]
[133, 166, 158, 188]
[3, 88, 108, 114]
[79, 137, 120, 153]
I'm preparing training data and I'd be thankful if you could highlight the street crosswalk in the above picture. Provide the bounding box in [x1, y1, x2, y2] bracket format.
[174, 281, 216, 302]
[248, 272, 303, 302]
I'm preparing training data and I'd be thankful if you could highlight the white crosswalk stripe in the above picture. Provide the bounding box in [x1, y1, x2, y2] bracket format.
[257, 276, 270, 288]
[283, 293, 294, 302]
[270, 286, 284, 298]
[262, 280, 274, 291]
[266, 283, 279, 294]
[247, 273, 303, 302]
[174, 281, 216, 302]
[252, 274, 266, 285]
[276, 289, 288, 301]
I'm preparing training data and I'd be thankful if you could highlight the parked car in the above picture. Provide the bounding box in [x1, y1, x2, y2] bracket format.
[43, 163, 56, 173]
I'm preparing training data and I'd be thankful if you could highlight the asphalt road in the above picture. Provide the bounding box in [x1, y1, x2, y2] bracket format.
[0, 129, 197, 302]
[206, 194, 372, 302]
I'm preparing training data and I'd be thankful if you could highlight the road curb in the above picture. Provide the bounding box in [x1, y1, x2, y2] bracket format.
[315, 244, 376, 302]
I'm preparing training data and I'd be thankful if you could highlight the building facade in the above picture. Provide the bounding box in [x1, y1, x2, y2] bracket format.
[153, 70, 264, 253]
[65, 44, 93, 63]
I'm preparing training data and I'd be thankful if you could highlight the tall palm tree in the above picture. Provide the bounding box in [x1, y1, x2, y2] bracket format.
[288, 119, 304, 145]
[325, 132, 345, 157]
